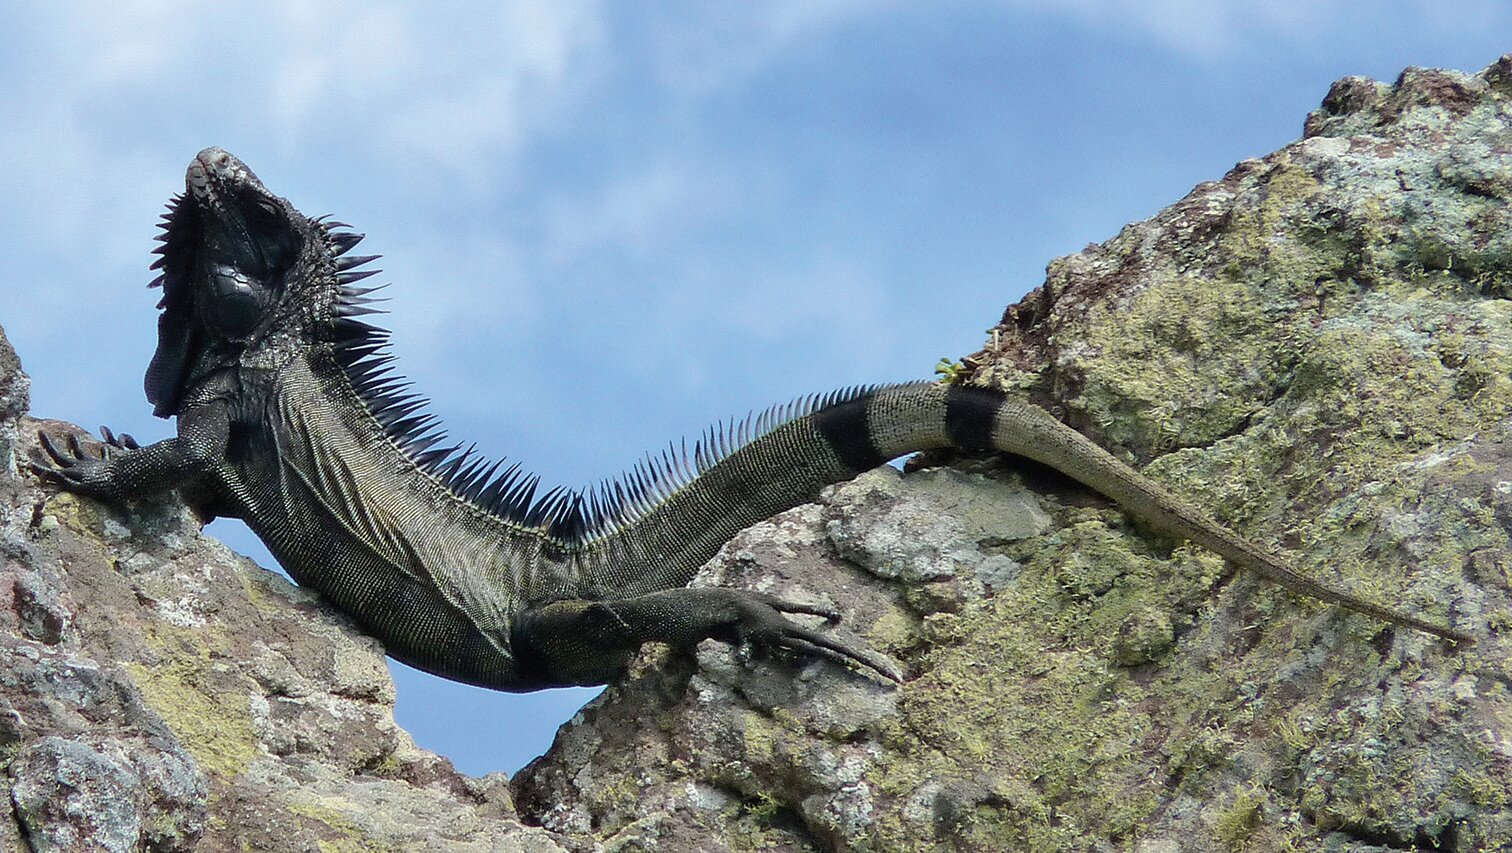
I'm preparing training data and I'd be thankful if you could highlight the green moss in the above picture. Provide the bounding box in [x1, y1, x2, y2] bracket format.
[1036, 518, 1151, 600]
[1215, 786, 1264, 850]
[1072, 272, 1293, 457]
[1453, 769, 1512, 809]
[315, 840, 384, 853]
[1110, 604, 1175, 666]
[286, 798, 393, 853]
[741, 791, 784, 824]
[360, 752, 403, 779]
[607, 777, 649, 817]
[715, 790, 816, 853]
[735, 710, 781, 766]
[124, 652, 258, 780]
[856, 517, 1189, 849]
[42, 492, 108, 541]
[864, 603, 916, 652]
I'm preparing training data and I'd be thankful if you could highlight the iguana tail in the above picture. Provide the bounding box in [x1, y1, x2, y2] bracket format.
[577, 381, 1472, 645]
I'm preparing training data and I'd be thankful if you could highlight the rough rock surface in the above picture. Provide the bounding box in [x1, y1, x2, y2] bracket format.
[6, 55, 1512, 852]
[514, 56, 1512, 851]
[0, 331, 562, 849]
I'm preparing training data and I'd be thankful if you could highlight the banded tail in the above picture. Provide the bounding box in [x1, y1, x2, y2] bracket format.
[579, 381, 1473, 646]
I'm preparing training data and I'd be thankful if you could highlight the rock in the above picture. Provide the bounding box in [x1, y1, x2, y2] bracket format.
[0, 327, 26, 482]
[9, 735, 202, 853]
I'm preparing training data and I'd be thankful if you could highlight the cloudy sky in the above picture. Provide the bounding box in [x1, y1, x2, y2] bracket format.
[2, 2, 1507, 774]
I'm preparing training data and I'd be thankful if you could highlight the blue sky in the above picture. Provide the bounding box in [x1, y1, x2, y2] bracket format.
[2, 3, 1507, 775]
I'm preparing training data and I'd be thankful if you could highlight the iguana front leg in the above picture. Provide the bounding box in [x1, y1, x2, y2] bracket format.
[513, 588, 903, 688]
[32, 399, 231, 500]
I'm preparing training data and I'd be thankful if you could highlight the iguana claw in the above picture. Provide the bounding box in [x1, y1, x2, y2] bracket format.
[731, 592, 903, 683]
[31, 429, 123, 498]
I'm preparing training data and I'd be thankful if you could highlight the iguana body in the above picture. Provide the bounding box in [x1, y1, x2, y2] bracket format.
[35, 148, 1471, 691]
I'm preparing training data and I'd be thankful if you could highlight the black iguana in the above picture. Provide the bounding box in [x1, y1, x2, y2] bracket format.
[33, 148, 1473, 691]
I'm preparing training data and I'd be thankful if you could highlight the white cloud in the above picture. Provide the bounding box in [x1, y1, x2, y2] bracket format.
[0, 2, 610, 197]
[999, 0, 1506, 61]
[0, 0, 612, 385]
[260, 0, 609, 177]
[537, 159, 758, 264]
[1000, 0, 1340, 59]
[635, 0, 890, 98]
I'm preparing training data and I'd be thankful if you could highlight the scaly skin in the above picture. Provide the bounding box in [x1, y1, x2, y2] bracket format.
[33, 148, 1473, 693]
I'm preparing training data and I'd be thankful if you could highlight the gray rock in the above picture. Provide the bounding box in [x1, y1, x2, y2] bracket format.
[824, 467, 1050, 587]
[0, 326, 26, 483]
[12, 736, 149, 853]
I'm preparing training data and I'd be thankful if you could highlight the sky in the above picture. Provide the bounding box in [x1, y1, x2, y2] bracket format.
[1, 2, 1508, 775]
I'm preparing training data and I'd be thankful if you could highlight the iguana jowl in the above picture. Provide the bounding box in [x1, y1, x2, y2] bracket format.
[34, 148, 1472, 691]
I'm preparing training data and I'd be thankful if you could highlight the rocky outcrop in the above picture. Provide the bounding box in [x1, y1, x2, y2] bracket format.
[514, 57, 1512, 851]
[6, 55, 1512, 852]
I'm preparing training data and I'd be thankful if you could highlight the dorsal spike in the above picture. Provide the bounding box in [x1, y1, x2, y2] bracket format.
[336, 254, 382, 271]
[462, 459, 507, 503]
[421, 442, 466, 474]
[329, 231, 366, 254]
[400, 430, 446, 455]
[337, 268, 383, 285]
[478, 462, 523, 508]
[501, 473, 541, 517]
[341, 284, 390, 298]
[437, 445, 477, 482]
[333, 317, 385, 340]
[413, 446, 453, 469]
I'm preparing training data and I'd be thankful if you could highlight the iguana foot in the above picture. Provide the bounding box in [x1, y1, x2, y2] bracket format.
[31, 428, 133, 498]
[723, 591, 904, 683]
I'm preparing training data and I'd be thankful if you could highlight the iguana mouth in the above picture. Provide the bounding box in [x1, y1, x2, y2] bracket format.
[189, 146, 256, 194]
[186, 148, 278, 275]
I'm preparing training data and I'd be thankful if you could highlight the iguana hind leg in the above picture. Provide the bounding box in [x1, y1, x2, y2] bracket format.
[512, 588, 902, 688]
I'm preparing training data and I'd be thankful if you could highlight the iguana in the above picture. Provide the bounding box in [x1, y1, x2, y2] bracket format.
[33, 148, 1473, 691]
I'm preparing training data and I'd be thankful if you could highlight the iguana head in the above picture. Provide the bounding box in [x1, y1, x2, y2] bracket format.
[145, 147, 381, 416]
